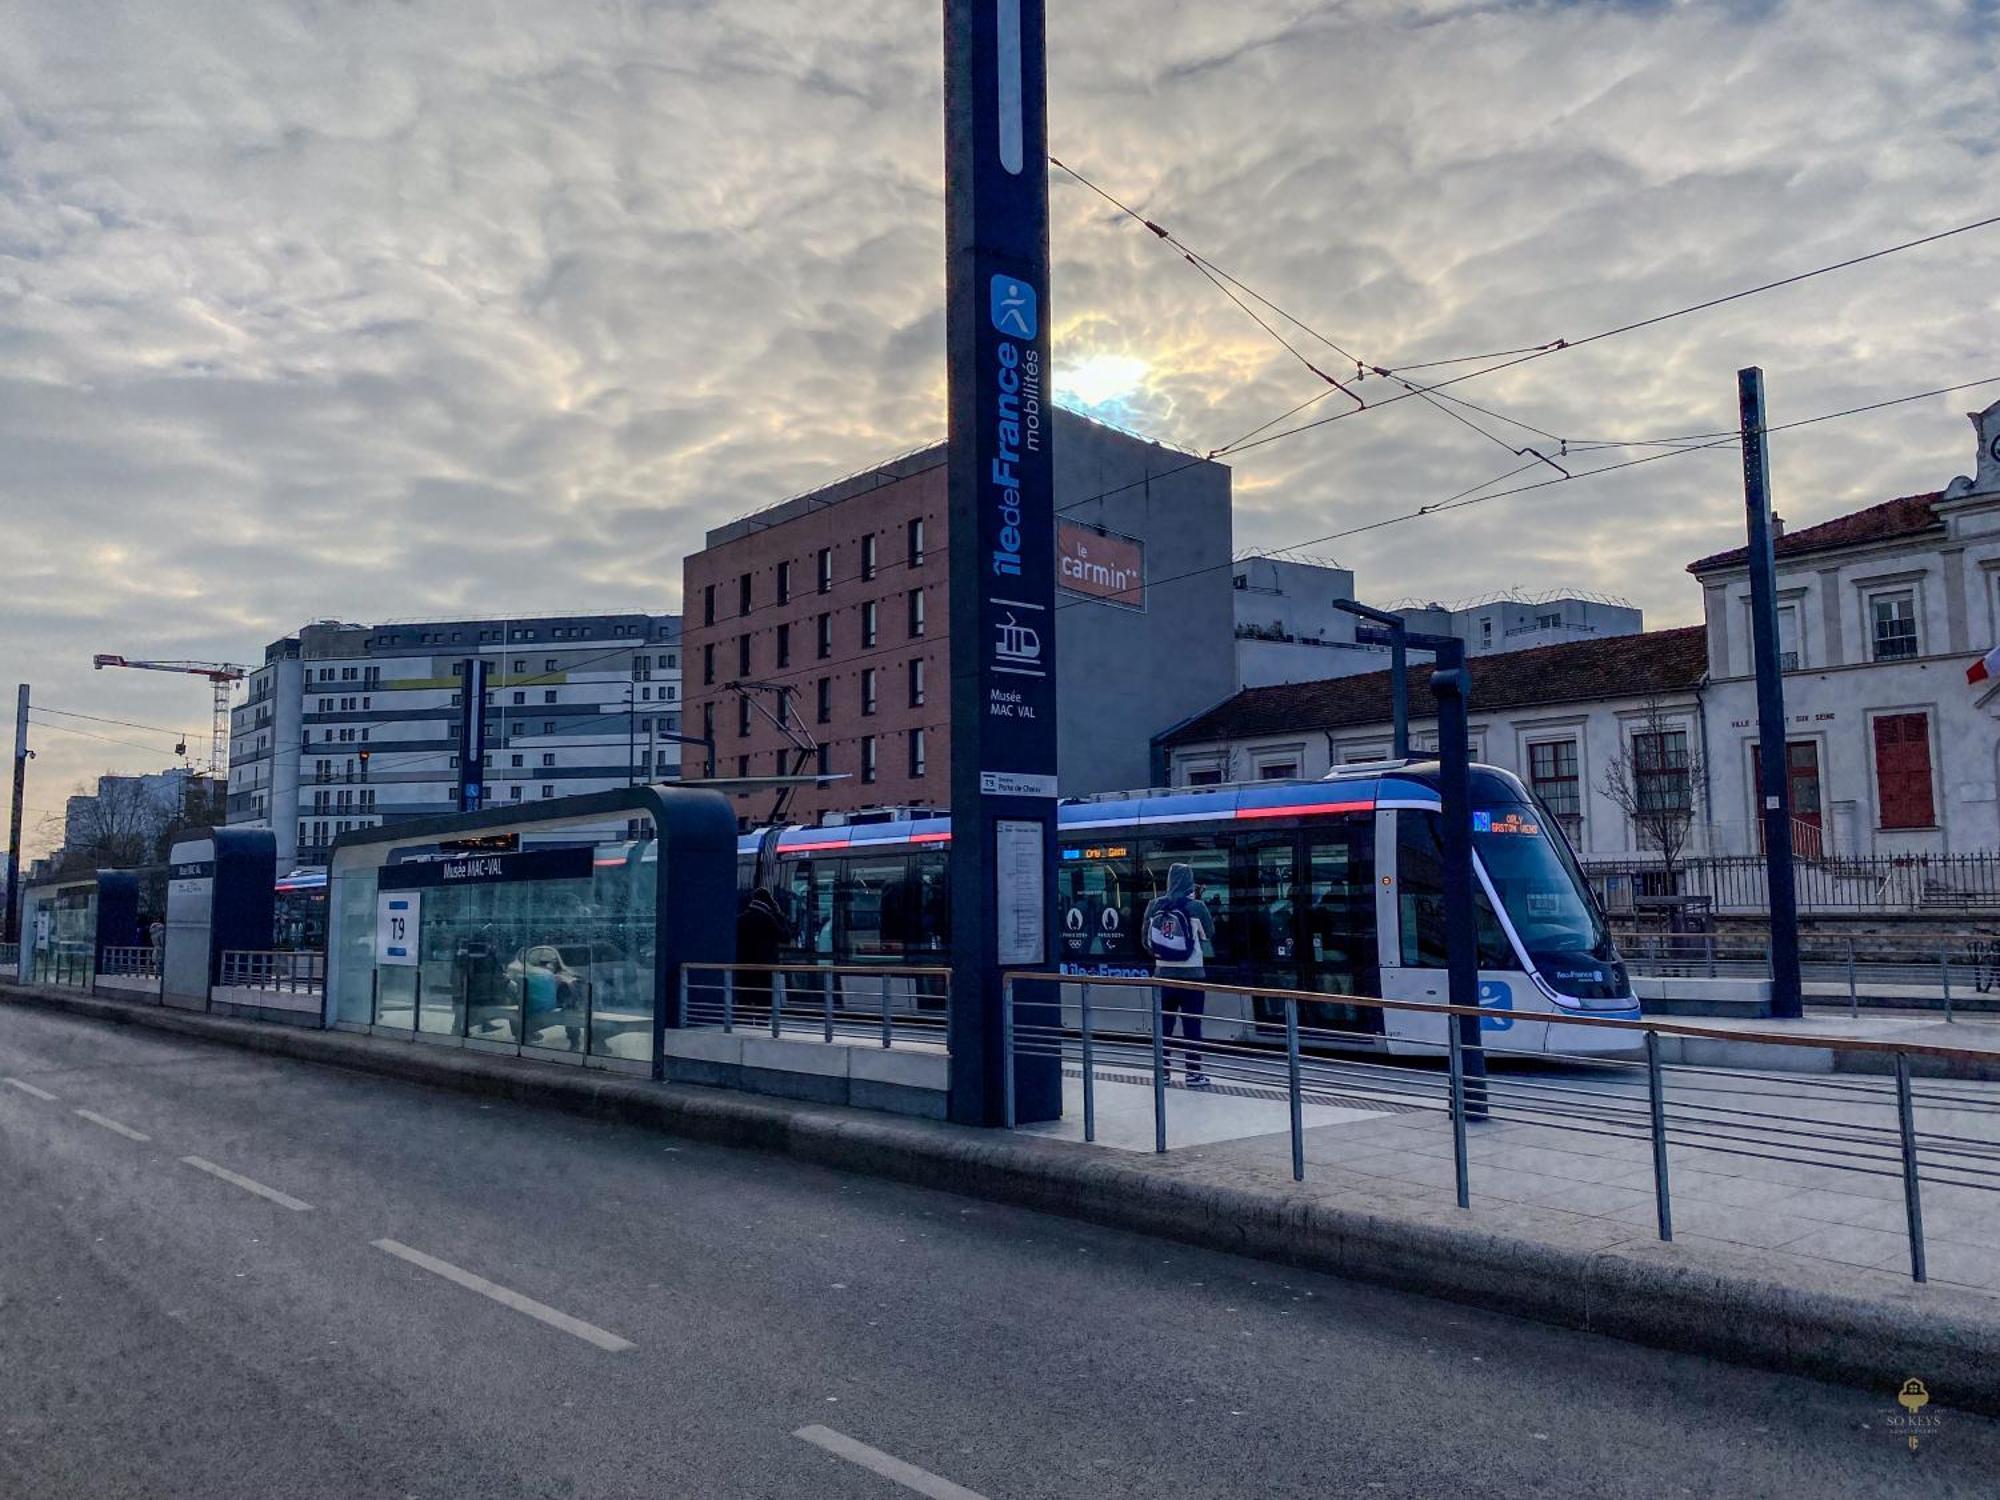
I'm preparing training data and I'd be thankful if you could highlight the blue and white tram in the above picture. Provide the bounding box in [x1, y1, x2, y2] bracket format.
[736, 763, 1640, 1056]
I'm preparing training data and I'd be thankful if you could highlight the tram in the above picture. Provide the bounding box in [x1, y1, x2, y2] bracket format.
[735, 763, 1640, 1057]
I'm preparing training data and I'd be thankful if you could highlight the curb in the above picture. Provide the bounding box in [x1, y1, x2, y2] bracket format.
[8, 981, 1999, 1415]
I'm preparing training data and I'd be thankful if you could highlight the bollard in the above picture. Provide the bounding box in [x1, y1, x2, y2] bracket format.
[722, 968, 735, 1032]
[1447, 1019, 1470, 1209]
[1895, 1053, 1928, 1283]
[1080, 982, 1096, 1145]
[823, 972, 835, 1044]
[1646, 1030, 1673, 1242]
[1846, 937, 1858, 1019]
[880, 975, 892, 1049]
[1705, 932, 1716, 979]
[771, 971, 785, 1038]
[676, 967, 689, 1030]
[1285, 997, 1305, 1183]
[1940, 946, 1953, 1022]
[1002, 978, 1016, 1130]
[1151, 984, 1167, 1155]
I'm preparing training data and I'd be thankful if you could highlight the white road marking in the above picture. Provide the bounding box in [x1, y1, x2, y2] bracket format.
[3, 1077, 59, 1101]
[793, 1426, 989, 1500]
[74, 1108, 150, 1141]
[370, 1239, 633, 1352]
[180, 1156, 313, 1211]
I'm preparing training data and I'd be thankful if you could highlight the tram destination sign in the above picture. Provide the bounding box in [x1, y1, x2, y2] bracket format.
[378, 845, 593, 891]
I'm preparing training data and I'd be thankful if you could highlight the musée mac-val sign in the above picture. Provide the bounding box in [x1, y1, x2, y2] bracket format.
[1056, 520, 1145, 610]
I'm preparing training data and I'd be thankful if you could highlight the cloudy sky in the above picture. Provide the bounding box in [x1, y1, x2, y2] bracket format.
[4, 0, 1997, 855]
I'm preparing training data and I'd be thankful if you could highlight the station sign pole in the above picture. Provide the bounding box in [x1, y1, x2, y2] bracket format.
[944, 0, 1062, 1125]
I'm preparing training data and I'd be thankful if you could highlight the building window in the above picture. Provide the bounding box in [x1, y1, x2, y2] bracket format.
[509, 786, 523, 802]
[908, 657, 925, 708]
[1528, 739, 1582, 835]
[861, 736, 877, 785]
[776, 695, 790, 729]
[737, 754, 750, 778]
[861, 534, 877, 581]
[544, 658, 557, 672]
[511, 754, 524, 768]
[776, 560, 792, 605]
[1632, 729, 1691, 814]
[543, 689, 557, 704]
[861, 601, 878, 649]
[1186, 766, 1224, 786]
[816, 743, 831, 777]
[861, 668, 878, 716]
[703, 584, 716, 626]
[513, 658, 525, 673]
[817, 547, 833, 594]
[512, 691, 525, 706]
[702, 703, 714, 742]
[1535, 611, 1562, 630]
[541, 785, 554, 799]
[1870, 591, 1918, 661]
[908, 516, 925, 566]
[776, 622, 792, 669]
[738, 698, 753, 737]
[908, 588, 925, 638]
[739, 572, 753, 616]
[909, 728, 927, 778]
[817, 678, 832, 724]
[703, 643, 715, 686]
[733, 635, 749, 676]
[1873, 712, 1935, 829]
[541, 752, 555, 767]
[817, 613, 832, 659]
[543, 721, 555, 734]
[1256, 761, 1299, 780]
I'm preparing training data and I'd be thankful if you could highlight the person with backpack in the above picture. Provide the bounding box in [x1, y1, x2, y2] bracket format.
[1142, 862, 1214, 1089]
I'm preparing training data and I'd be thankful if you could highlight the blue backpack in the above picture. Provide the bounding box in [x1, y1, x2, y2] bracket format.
[1147, 898, 1196, 963]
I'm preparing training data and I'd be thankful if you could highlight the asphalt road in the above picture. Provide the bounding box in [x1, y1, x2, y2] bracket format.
[1, 1001, 1995, 1500]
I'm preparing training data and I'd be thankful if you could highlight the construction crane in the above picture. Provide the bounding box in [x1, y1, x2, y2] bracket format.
[91, 656, 250, 776]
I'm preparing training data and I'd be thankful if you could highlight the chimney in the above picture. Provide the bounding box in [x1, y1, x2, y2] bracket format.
[1771, 513, 1785, 540]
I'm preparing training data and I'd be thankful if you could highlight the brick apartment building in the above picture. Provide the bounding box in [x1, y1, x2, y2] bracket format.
[683, 409, 1238, 826]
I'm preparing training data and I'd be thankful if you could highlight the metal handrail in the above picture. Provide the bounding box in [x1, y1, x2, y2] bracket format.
[98, 946, 161, 978]
[1000, 968, 2000, 1285]
[218, 949, 326, 992]
[678, 962, 950, 1051]
[683, 962, 952, 978]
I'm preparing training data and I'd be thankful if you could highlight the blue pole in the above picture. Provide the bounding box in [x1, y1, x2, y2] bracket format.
[1738, 367, 1803, 1019]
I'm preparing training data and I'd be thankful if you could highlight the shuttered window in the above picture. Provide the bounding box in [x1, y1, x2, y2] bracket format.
[1872, 713, 1934, 830]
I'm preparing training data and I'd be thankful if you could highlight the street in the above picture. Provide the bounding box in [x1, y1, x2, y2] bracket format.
[1, 1000, 1995, 1500]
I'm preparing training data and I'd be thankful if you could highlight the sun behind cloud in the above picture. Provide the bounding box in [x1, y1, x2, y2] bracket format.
[1054, 352, 1151, 413]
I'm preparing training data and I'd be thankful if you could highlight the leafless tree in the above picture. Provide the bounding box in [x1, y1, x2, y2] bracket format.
[52, 772, 195, 872]
[1599, 698, 1705, 893]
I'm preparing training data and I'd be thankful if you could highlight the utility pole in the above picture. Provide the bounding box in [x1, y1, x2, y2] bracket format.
[1429, 637, 1488, 1116]
[1334, 600, 1410, 758]
[1739, 367, 1803, 1020]
[5, 685, 26, 945]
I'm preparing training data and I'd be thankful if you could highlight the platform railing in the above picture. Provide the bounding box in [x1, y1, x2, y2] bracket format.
[28, 947, 94, 989]
[98, 946, 160, 978]
[678, 963, 951, 1051]
[0, 942, 17, 972]
[219, 949, 325, 993]
[1001, 971, 2000, 1285]
[1616, 927, 2000, 1015]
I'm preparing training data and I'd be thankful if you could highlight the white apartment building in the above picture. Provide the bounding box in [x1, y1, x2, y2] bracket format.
[228, 612, 683, 869]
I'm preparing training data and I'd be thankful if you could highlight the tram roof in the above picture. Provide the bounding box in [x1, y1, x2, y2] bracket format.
[736, 763, 1537, 855]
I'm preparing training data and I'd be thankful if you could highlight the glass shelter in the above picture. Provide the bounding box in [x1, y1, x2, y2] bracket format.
[325, 786, 736, 1075]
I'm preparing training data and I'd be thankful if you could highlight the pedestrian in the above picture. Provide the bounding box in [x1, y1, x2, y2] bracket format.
[735, 886, 791, 1020]
[1142, 863, 1213, 1089]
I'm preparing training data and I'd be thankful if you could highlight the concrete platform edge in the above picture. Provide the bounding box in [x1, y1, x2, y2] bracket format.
[8, 981, 1996, 1416]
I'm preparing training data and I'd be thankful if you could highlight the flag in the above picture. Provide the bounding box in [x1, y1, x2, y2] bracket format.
[1969, 645, 2000, 685]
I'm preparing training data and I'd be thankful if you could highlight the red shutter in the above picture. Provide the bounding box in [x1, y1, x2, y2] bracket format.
[1873, 714, 1935, 830]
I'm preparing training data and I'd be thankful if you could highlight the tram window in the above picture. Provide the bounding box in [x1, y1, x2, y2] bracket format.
[1058, 855, 1140, 965]
[1395, 811, 1511, 970]
[841, 857, 905, 958]
[1135, 838, 1231, 963]
[782, 861, 835, 957]
[896, 851, 950, 958]
[1307, 824, 1378, 993]
[1246, 843, 1299, 965]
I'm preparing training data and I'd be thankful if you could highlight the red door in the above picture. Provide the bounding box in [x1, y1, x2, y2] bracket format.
[1755, 741, 1823, 858]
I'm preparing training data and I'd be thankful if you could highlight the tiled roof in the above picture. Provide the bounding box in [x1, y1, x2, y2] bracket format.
[1160, 626, 1708, 747]
[1687, 492, 1943, 574]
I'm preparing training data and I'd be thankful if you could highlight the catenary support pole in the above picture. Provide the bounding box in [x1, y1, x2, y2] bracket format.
[4, 685, 25, 946]
[1739, 367, 1803, 1019]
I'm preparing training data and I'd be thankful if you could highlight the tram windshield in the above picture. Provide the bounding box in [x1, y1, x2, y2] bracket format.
[1472, 803, 1624, 1000]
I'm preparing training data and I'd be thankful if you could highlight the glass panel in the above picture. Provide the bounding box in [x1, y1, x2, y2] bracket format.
[1307, 824, 1378, 996]
[1057, 844, 1142, 970]
[840, 856, 908, 961]
[1135, 836, 1231, 965]
[1395, 811, 1511, 970]
[1245, 841, 1300, 965]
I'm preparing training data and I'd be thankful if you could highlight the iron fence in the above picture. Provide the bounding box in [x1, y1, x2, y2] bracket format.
[218, 949, 325, 993]
[1001, 970, 2000, 1285]
[678, 963, 951, 1050]
[0, 942, 16, 972]
[1588, 851, 2000, 914]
